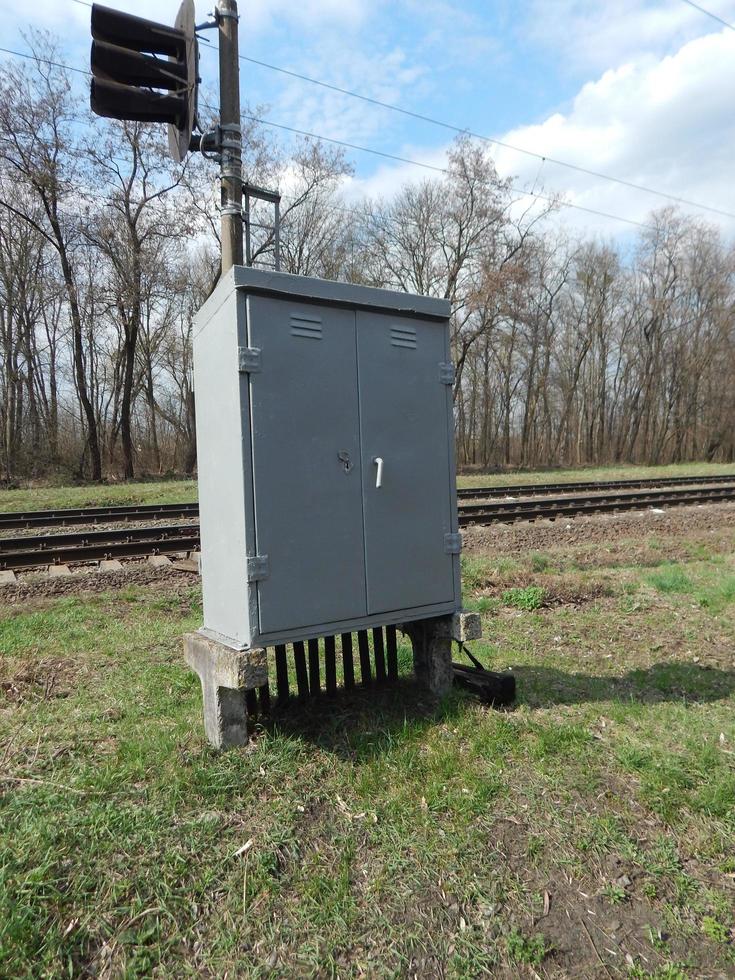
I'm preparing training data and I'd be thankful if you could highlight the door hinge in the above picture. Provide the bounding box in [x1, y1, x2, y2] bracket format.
[444, 532, 462, 554]
[238, 346, 261, 373]
[246, 554, 269, 582]
[439, 361, 455, 385]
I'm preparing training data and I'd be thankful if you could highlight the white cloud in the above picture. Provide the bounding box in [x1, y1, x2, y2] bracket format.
[341, 144, 449, 202]
[493, 27, 735, 236]
[524, 0, 735, 74]
[5, 0, 734, 243]
[402, 0, 506, 67]
[264, 45, 430, 146]
[243, 0, 372, 31]
[335, 24, 735, 241]
[0, 0, 374, 36]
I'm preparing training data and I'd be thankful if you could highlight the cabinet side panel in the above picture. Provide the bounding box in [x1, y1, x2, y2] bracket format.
[442, 318, 462, 605]
[193, 289, 251, 646]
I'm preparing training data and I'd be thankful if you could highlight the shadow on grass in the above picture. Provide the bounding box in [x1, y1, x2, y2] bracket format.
[512, 660, 735, 708]
[257, 661, 735, 757]
[260, 677, 466, 761]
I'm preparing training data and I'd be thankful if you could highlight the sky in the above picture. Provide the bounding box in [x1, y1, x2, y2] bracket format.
[3, 0, 735, 241]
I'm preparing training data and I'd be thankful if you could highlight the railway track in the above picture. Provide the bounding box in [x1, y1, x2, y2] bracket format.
[458, 484, 735, 526]
[457, 472, 735, 499]
[0, 501, 198, 530]
[3, 474, 731, 531]
[2, 481, 735, 570]
[0, 524, 200, 570]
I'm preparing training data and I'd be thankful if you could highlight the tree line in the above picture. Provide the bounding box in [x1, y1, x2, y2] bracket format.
[1, 36, 733, 482]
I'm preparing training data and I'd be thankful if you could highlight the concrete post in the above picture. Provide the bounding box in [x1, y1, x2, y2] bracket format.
[184, 632, 268, 749]
[403, 611, 482, 697]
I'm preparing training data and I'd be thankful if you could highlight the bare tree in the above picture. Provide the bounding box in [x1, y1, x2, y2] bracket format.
[0, 35, 102, 478]
[84, 121, 191, 478]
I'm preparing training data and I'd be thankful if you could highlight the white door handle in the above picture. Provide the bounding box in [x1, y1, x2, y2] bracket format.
[373, 456, 384, 488]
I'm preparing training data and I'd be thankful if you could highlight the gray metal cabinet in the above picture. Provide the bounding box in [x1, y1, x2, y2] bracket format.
[193, 266, 461, 650]
[247, 296, 367, 635]
[357, 310, 456, 614]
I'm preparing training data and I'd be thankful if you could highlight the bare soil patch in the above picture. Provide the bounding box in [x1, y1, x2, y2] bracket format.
[0, 562, 198, 604]
[498, 793, 735, 977]
[0, 657, 85, 704]
[482, 578, 612, 607]
[464, 500, 735, 564]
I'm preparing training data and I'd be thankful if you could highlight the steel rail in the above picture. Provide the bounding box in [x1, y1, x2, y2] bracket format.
[0, 501, 199, 530]
[0, 524, 200, 569]
[458, 485, 735, 526]
[3, 483, 735, 570]
[2, 474, 734, 530]
[457, 473, 735, 499]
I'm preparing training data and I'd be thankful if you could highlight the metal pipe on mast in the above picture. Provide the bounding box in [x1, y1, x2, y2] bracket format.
[217, 0, 243, 274]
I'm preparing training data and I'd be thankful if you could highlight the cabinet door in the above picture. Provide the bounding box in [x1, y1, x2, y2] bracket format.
[247, 296, 367, 634]
[357, 311, 456, 614]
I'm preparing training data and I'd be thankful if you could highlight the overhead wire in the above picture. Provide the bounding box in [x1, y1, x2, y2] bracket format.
[0, 44, 90, 76]
[239, 113, 652, 230]
[0, 42, 656, 230]
[67, 0, 735, 221]
[196, 96, 651, 229]
[4, 27, 733, 234]
[193, 28, 735, 221]
[679, 0, 735, 30]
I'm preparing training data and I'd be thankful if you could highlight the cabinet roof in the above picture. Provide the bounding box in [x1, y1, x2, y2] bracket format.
[229, 266, 451, 320]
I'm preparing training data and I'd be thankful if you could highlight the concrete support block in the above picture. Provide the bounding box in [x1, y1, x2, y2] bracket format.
[184, 632, 268, 750]
[403, 616, 455, 697]
[99, 559, 123, 573]
[450, 610, 482, 642]
[49, 564, 71, 577]
[0, 570, 17, 585]
[403, 611, 483, 697]
[172, 558, 200, 573]
[148, 555, 172, 568]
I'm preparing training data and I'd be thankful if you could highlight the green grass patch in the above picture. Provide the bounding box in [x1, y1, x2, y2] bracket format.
[530, 552, 551, 572]
[463, 594, 500, 615]
[506, 929, 550, 966]
[502, 586, 546, 610]
[456, 461, 735, 490]
[646, 564, 693, 594]
[696, 574, 735, 613]
[0, 479, 197, 513]
[701, 916, 731, 944]
[2, 520, 735, 976]
[460, 554, 491, 592]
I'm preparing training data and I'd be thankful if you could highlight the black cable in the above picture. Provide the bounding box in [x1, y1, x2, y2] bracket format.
[68, 0, 735, 220]
[0, 41, 724, 232]
[205, 41, 735, 221]
[242, 113, 651, 230]
[680, 0, 735, 30]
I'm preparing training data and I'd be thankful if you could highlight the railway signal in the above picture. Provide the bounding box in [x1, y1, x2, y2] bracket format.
[90, 1, 198, 163]
[89, 0, 244, 273]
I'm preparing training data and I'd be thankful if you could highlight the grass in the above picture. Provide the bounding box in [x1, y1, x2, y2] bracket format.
[502, 585, 546, 610]
[646, 562, 735, 614]
[1, 461, 732, 513]
[647, 563, 693, 594]
[506, 929, 550, 966]
[2, 481, 735, 975]
[456, 459, 735, 489]
[0, 479, 197, 513]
